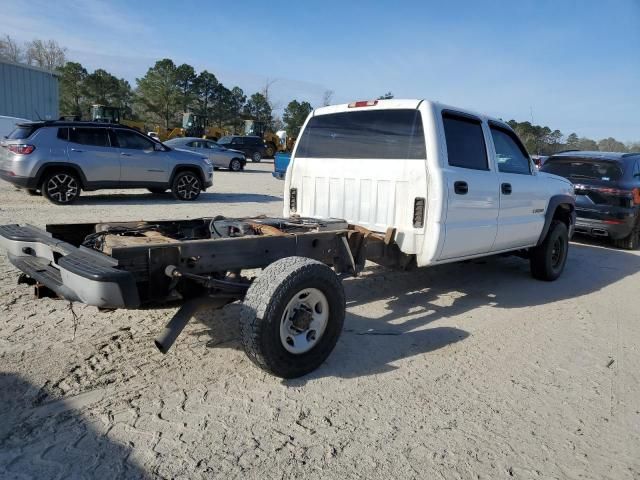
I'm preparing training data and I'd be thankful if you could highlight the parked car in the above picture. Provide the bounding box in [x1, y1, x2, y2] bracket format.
[164, 137, 246, 171]
[272, 151, 290, 179]
[0, 115, 30, 139]
[0, 121, 213, 204]
[216, 135, 268, 163]
[541, 151, 640, 249]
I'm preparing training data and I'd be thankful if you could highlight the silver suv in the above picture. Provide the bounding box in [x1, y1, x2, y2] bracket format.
[0, 121, 214, 204]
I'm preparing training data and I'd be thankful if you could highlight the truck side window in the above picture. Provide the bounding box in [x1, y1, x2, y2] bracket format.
[442, 113, 488, 170]
[490, 127, 531, 175]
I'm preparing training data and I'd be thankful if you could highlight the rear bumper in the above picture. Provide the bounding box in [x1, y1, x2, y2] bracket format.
[0, 170, 37, 189]
[0, 224, 140, 308]
[574, 214, 635, 240]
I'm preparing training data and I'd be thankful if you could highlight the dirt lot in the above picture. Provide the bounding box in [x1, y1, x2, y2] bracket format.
[0, 162, 638, 479]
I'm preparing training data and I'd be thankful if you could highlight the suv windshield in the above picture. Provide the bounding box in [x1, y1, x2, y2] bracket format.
[217, 136, 232, 144]
[296, 109, 426, 159]
[7, 125, 38, 140]
[541, 157, 623, 182]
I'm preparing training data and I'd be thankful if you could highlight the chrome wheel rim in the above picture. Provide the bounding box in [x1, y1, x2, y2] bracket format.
[46, 174, 78, 203]
[280, 288, 329, 354]
[176, 174, 200, 199]
[252, 152, 261, 162]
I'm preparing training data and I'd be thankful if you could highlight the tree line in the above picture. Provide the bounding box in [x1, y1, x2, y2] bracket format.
[506, 120, 638, 155]
[1, 35, 637, 149]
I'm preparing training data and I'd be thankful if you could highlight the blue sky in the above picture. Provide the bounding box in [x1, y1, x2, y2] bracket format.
[3, 0, 639, 140]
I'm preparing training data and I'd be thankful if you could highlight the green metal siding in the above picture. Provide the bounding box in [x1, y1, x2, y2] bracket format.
[0, 60, 59, 121]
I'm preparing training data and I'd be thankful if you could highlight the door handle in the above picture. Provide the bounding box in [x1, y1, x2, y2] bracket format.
[120, 152, 132, 157]
[70, 148, 83, 152]
[454, 181, 468, 195]
[501, 183, 512, 195]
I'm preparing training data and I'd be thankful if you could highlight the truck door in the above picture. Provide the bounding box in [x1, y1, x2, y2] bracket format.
[489, 123, 545, 250]
[438, 112, 499, 260]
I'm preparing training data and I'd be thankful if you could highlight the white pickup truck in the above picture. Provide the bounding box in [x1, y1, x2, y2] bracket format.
[0, 99, 575, 378]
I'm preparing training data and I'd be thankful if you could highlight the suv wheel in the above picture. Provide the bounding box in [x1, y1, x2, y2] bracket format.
[229, 158, 243, 171]
[42, 171, 81, 205]
[529, 220, 569, 281]
[171, 171, 201, 201]
[251, 151, 262, 163]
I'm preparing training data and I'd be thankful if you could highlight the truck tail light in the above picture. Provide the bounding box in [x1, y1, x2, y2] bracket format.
[413, 197, 425, 228]
[289, 188, 297, 212]
[8, 144, 35, 155]
[348, 100, 378, 108]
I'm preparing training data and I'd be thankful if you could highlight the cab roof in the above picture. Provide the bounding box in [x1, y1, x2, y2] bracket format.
[312, 98, 507, 126]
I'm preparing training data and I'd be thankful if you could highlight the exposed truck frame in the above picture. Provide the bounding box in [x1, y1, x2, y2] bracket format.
[0, 216, 414, 378]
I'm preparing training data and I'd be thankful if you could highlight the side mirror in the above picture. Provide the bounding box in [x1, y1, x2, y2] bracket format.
[154, 143, 165, 152]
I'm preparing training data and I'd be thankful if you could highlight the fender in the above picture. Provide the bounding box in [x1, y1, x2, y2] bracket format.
[537, 194, 576, 246]
[33, 162, 89, 189]
[169, 164, 206, 184]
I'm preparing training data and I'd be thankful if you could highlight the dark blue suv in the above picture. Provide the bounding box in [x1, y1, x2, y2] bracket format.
[541, 151, 640, 249]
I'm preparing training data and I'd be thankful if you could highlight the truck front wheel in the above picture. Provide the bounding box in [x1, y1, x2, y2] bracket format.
[530, 220, 569, 281]
[240, 257, 345, 378]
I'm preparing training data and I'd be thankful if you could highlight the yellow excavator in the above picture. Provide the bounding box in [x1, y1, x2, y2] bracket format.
[90, 105, 147, 133]
[243, 119, 284, 157]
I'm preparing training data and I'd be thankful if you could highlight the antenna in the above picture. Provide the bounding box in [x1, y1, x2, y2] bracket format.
[34, 109, 43, 121]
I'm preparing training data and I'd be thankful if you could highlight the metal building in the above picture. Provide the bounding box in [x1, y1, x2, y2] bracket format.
[0, 59, 59, 121]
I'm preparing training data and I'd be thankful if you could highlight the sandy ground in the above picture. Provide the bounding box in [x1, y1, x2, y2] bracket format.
[0, 162, 638, 479]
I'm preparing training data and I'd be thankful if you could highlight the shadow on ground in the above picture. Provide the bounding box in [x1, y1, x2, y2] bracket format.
[190, 241, 640, 380]
[71, 191, 281, 206]
[0, 373, 147, 479]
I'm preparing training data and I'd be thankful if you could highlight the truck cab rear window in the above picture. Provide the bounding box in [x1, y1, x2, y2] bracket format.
[295, 110, 426, 159]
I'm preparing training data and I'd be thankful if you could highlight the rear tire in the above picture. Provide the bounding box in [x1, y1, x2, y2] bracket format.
[266, 143, 276, 158]
[251, 151, 262, 163]
[530, 220, 569, 281]
[41, 171, 81, 205]
[171, 171, 202, 201]
[613, 221, 640, 250]
[229, 158, 243, 171]
[240, 257, 345, 378]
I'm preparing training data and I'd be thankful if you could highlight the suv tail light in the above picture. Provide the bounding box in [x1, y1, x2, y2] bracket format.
[8, 144, 35, 155]
[289, 188, 297, 212]
[348, 100, 378, 108]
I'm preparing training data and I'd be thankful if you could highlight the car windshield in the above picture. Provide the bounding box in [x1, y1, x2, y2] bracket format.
[217, 136, 232, 144]
[541, 157, 624, 182]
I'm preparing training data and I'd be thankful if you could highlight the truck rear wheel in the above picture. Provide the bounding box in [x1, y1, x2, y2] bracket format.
[240, 257, 345, 378]
[530, 220, 568, 281]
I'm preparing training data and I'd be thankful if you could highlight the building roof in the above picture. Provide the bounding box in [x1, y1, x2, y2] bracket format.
[0, 58, 60, 76]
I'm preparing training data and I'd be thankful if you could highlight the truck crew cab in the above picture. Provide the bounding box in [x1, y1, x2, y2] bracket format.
[0, 99, 575, 378]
